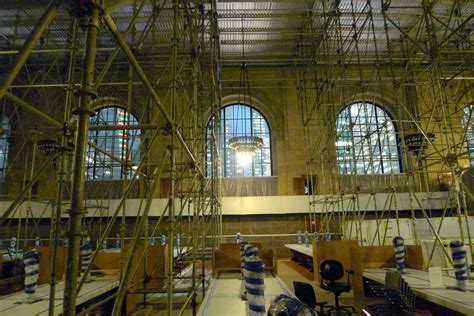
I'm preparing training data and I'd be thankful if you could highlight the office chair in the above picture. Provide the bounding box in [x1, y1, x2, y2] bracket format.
[319, 260, 355, 315]
[293, 281, 328, 314]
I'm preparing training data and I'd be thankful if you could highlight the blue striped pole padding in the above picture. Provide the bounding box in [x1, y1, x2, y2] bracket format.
[297, 230, 302, 244]
[392, 236, 405, 273]
[23, 251, 40, 298]
[176, 233, 181, 249]
[244, 247, 265, 316]
[80, 237, 92, 274]
[313, 232, 319, 241]
[241, 244, 253, 300]
[115, 234, 121, 249]
[245, 257, 265, 315]
[246, 277, 265, 285]
[450, 241, 468, 291]
[247, 287, 265, 295]
[243, 244, 258, 283]
[239, 242, 248, 300]
[160, 234, 167, 245]
[248, 304, 266, 314]
[240, 242, 247, 270]
[245, 281, 265, 313]
[244, 244, 259, 258]
[9, 237, 17, 252]
[304, 231, 310, 247]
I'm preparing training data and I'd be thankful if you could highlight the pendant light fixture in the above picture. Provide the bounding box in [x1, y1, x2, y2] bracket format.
[228, 19, 263, 166]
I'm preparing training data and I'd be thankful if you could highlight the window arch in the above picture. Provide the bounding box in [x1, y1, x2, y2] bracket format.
[86, 106, 141, 180]
[462, 104, 474, 165]
[0, 114, 10, 181]
[335, 102, 401, 174]
[206, 104, 271, 177]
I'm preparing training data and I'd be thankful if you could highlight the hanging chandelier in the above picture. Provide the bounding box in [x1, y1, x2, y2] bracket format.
[229, 19, 263, 166]
[229, 135, 264, 165]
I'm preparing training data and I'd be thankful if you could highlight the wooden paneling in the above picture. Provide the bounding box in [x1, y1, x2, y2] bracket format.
[38, 246, 66, 285]
[95, 250, 122, 272]
[214, 242, 277, 275]
[293, 177, 304, 195]
[312, 240, 359, 282]
[350, 245, 395, 305]
[350, 245, 426, 307]
[406, 245, 426, 270]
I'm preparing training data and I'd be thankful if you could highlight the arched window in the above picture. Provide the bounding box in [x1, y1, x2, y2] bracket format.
[462, 105, 474, 165]
[335, 102, 400, 174]
[0, 114, 10, 181]
[206, 104, 271, 177]
[86, 107, 141, 180]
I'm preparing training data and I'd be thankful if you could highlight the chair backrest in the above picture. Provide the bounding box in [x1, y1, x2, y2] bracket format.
[319, 259, 344, 282]
[293, 281, 316, 309]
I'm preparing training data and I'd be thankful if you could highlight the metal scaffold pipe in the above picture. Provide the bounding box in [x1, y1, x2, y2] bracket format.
[0, 0, 62, 100]
[62, 2, 100, 315]
[102, 10, 207, 180]
[48, 16, 78, 316]
[167, 2, 179, 315]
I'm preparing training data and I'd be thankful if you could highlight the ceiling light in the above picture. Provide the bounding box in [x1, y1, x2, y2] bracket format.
[228, 19, 263, 164]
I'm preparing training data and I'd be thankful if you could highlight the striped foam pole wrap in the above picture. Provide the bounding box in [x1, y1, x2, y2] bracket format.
[115, 233, 121, 249]
[176, 233, 181, 249]
[160, 234, 167, 245]
[450, 240, 468, 291]
[240, 241, 248, 273]
[313, 232, 319, 242]
[392, 236, 405, 273]
[236, 232, 242, 243]
[239, 241, 248, 300]
[244, 244, 265, 316]
[304, 231, 310, 247]
[242, 243, 257, 300]
[23, 250, 40, 302]
[80, 237, 92, 274]
[9, 237, 17, 252]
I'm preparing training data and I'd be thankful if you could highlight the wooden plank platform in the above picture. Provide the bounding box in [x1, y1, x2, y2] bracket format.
[284, 244, 313, 257]
[0, 275, 119, 316]
[363, 268, 474, 315]
[285, 243, 314, 273]
[197, 273, 293, 316]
